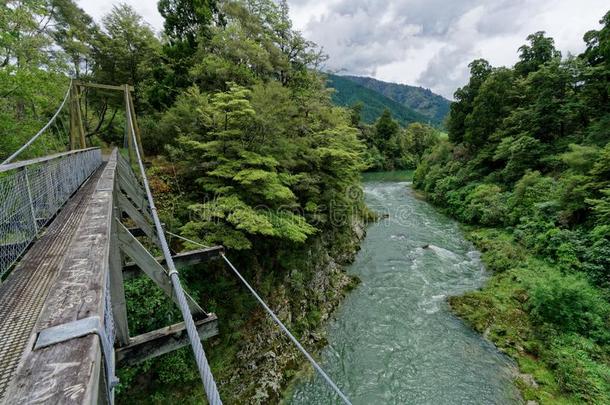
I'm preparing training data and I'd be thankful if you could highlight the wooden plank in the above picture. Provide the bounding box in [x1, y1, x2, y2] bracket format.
[117, 154, 142, 188]
[3, 149, 119, 404]
[116, 221, 206, 317]
[116, 160, 147, 204]
[122, 247, 224, 280]
[0, 164, 105, 401]
[116, 191, 159, 246]
[116, 157, 150, 217]
[116, 315, 218, 366]
[75, 81, 134, 92]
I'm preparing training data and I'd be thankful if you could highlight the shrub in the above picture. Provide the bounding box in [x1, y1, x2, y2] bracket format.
[463, 183, 509, 226]
[509, 171, 558, 225]
[528, 271, 610, 344]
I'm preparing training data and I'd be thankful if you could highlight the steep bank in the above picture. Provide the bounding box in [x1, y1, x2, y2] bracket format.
[213, 217, 367, 403]
[411, 17, 610, 404]
[118, 214, 367, 404]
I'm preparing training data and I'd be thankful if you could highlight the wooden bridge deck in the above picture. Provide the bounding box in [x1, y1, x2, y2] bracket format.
[0, 162, 105, 402]
[0, 148, 219, 404]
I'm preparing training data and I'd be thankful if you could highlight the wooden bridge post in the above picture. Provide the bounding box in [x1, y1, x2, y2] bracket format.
[123, 85, 136, 163]
[127, 90, 144, 159]
[69, 82, 87, 150]
[75, 85, 87, 149]
[69, 83, 77, 150]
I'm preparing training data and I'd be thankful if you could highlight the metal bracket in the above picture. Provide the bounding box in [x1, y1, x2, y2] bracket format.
[35, 316, 119, 402]
[36, 316, 102, 349]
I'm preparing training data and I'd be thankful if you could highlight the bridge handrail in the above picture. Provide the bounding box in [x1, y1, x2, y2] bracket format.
[0, 147, 102, 279]
[0, 147, 100, 173]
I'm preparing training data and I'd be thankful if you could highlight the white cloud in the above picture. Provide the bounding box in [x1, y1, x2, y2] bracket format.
[290, 0, 609, 98]
[77, 0, 609, 98]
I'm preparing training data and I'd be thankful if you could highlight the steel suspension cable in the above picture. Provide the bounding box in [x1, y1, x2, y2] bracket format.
[1, 80, 72, 166]
[166, 231, 353, 405]
[124, 90, 222, 405]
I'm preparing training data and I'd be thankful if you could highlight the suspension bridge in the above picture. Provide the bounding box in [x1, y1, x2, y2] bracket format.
[0, 81, 352, 404]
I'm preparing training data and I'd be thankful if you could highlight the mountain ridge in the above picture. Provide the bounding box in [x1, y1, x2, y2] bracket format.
[343, 75, 451, 125]
[326, 74, 434, 127]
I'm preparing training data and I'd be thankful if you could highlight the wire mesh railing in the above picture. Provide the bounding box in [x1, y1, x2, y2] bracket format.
[0, 148, 102, 279]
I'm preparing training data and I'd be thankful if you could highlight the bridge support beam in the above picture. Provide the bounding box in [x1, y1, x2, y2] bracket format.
[116, 191, 159, 246]
[115, 316, 218, 366]
[69, 82, 86, 150]
[115, 221, 207, 317]
[122, 246, 224, 280]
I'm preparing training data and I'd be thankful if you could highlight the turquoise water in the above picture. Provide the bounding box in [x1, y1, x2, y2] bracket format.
[289, 175, 519, 404]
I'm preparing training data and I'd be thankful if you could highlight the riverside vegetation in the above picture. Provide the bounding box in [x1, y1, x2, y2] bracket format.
[2, 0, 609, 403]
[414, 13, 610, 404]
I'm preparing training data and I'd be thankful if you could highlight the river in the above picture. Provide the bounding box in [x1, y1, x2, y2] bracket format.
[288, 173, 520, 404]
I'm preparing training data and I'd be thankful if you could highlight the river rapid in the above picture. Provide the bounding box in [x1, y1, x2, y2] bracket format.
[288, 173, 520, 404]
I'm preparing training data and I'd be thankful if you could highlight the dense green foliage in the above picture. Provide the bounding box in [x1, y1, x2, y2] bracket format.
[416, 12, 610, 403]
[342, 75, 451, 125]
[326, 73, 432, 126]
[0, 0, 84, 158]
[358, 109, 441, 171]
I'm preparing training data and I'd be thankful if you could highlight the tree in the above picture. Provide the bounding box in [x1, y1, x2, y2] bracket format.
[515, 31, 561, 76]
[0, 0, 85, 158]
[158, 0, 220, 47]
[375, 109, 399, 142]
[447, 59, 492, 144]
[92, 4, 160, 89]
[464, 67, 516, 148]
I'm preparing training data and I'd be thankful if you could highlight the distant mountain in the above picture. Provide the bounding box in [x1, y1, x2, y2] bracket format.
[326, 74, 432, 127]
[331, 74, 451, 126]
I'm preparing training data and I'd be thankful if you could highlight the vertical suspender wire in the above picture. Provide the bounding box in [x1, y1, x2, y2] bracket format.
[123, 88, 223, 405]
[1, 80, 72, 166]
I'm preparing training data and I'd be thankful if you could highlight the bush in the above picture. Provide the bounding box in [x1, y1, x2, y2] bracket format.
[468, 229, 526, 272]
[528, 271, 610, 344]
[509, 171, 558, 225]
[463, 183, 509, 226]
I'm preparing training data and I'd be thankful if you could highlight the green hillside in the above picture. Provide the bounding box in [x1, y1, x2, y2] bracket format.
[326, 74, 433, 126]
[343, 75, 451, 125]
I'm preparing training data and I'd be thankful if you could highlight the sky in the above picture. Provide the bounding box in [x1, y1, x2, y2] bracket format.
[77, 0, 609, 99]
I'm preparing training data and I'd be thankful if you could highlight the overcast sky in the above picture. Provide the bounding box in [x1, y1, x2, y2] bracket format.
[77, 0, 609, 99]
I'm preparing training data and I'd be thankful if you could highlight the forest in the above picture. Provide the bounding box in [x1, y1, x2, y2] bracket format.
[415, 15, 610, 404]
[2, 0, 610, 403]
